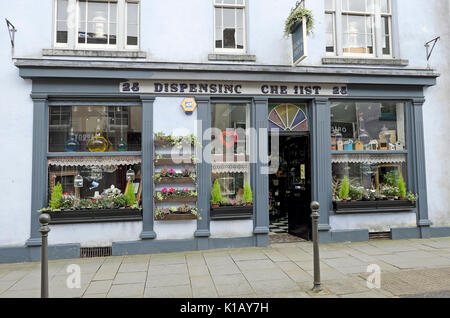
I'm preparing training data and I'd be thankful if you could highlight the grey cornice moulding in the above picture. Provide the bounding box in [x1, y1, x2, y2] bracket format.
[42, 49, 147, 59]
[322, 57, 409, 66]
[14, 58, 439, 77]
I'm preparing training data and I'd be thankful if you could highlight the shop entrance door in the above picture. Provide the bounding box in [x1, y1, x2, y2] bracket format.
[269, 133, 312, 240]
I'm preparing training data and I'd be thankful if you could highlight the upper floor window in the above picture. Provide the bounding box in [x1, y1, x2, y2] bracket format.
[54, 0, 140, 50]
[325, 0, 392, 58]
[214, 0, 246, 53]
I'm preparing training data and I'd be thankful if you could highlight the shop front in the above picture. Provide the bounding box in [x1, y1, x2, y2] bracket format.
[13, 59, 438, 260]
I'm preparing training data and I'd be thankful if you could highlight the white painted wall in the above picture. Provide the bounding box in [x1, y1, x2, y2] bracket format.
[330, 212, 417, 233]
[0, 0, 449, 248]
[210, 220, 254, 238]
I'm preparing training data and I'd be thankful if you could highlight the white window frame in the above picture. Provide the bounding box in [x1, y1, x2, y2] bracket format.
[53, 0, 140, 51]
[213, 0, 247, 54]
[325, 0, 393, 58]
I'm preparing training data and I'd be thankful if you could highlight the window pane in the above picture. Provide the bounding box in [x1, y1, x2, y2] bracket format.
[127, 2, 138, 24]
[326, 13, 335, 52]
[127, 24, 138, 46]
[223, 28, 236, 48]
[325, 0, 334, 11]
[110, 2, 117, 23]
[49, 106, 142, 152]
[57, 0, 68, 21]
[223, 8, 235, 28]
[381, 0, 390, 13]
[87, 1, 107, 22]
[332, 160, 408, 200]
[330, 101, 406, 151]
[236, 8, 243, 28]
[211, 104, 250, 204]
[382, 17, 391, 55]
[236, 28, 244, 49]
[47, 163, 141, 210]
[224, 0, 235, 4]
[215, 28, 223, 48]
[78, 20, 86, 43]
[109, 23, 117, 45]
[215, 7, 222, 28]
[344, 0, 366, 12]
[56, 21, 68, 43]
[87, 22, 108, 44]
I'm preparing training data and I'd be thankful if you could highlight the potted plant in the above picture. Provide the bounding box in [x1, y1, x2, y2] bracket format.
[243, 182, 253, 206]
[339, 176, 349, 202]
[211, 180, 222, 208]
[398, 175, 406, 200]
[284, 3, 314, 36]
[406, 192, 419, 205]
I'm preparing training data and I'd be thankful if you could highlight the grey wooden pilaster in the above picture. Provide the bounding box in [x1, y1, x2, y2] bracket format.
[311, 98, 332, 232]
[195, 97, 211, 241]
[412, 98, 431, 238]
[140, 96, 156, 240]
[253, 97, 270, 246]
[27, 94, 49, 247]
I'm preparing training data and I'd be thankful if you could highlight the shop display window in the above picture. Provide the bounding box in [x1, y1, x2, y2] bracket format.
[330, 101, 416, 211]
[49, 106, 142, 152]
[210, 103, 253, 216]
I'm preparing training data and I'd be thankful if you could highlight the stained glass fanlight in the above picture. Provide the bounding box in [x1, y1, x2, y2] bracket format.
[268, 104, 308, 131]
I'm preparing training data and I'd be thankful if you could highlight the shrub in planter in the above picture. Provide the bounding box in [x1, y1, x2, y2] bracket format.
[125, 180, 136, 207]
[349, 185, 364, 201]
[243, 182, 253, 206]
[50, 182, 63, 210]
[284, 5, 314, 35]
[398, 175, 406, 199]
[211, 180, 222, 207]
[338, 176, 350, 202]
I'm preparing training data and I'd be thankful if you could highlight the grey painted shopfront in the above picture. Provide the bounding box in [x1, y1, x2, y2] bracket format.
[2, 58, 448, 263]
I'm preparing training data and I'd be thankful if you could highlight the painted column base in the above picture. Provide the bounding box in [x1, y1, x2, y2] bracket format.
[0, 244, 80, 264]
[319, 229, 369, 243]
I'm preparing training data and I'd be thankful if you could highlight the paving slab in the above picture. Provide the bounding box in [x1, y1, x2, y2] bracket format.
[118, 262, 149, 273]
[144, 285, 193, 298]
[146, 272, 190, 288]
[113, 271, 147, 285]
[107, 283, 144, 298]
[84, 280, 113, 295]
[249, 278, 301, 294]
[188, 264, 210, 277]
[148, 263, 189, 275]
[241, 268, 290, 282]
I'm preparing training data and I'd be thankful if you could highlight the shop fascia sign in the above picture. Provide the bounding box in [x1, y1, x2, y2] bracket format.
[120, 80, 348, 96]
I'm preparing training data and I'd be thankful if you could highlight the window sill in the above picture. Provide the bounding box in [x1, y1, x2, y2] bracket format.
[322, 57, 409, 66]
[210, 205, 254, 220]
[208, 53, 256, 62]
[42, 49, 147, 59]
[333, 200, 415, 214]
[43, 209, 142, 224]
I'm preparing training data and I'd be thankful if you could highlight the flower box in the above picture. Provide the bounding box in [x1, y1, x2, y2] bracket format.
[333, 200, 416, 214]
[43, 209, 142, 224]
[210, 205, 253, 220]
[154, 213, 197, 221]
[155, 196, 197, 203]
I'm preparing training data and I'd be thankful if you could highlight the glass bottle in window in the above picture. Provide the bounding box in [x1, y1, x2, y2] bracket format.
[88, 118, 108, 152]
[64, 128, 81, 152]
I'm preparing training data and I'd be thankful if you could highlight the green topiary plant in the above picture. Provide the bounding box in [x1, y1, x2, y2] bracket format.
[397, 174, 406, 199]
[243, 182, 253, 205]
[125, 180, 136, 207]
[50, 182, 63, 210]
[211, 180, 222, 206]
[339, 176, 350, 201]
[284, 4, 314, 36]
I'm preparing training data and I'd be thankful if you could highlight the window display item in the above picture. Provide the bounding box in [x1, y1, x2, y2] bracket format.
[118, 127, 128, 152]
[395, 141, 404, 150]
[88, 118, 109, 152]
[354, 140, 364, 151]
[337, 139, 344, 151]
[90, 166, 103, 181]
[74, 174, 83, 188]
[343, 140, 353, 151]
[64, 128, 81, 152]
[126, 167, 135, 181]
[369, 140, 379, 150]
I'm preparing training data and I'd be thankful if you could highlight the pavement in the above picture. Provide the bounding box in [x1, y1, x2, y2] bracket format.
[1, 237, 450, 298]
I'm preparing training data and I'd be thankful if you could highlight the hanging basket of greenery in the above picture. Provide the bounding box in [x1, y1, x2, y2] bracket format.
[284, 5, 314, 36]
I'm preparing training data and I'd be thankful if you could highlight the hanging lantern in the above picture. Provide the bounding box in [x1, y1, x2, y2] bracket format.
[126, 167, 135, 181]
[74, 174, 84, 188]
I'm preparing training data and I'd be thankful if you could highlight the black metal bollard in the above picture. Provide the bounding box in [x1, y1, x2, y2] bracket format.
[310, 201, 322, 292]
[39, 213, 51, 298]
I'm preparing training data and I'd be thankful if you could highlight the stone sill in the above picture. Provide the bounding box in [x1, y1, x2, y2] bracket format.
[42, 49, 147, 58]
[208, 53, 256, 62]
[322, 57, 409, 66]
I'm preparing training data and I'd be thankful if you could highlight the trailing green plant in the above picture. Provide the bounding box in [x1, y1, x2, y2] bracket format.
[50, 182, 63, 210]
[211, 180, 223, 205]
[397, 174, 406, 198]
[125, 181, 136, 207]
[284, 3, 314, 36]
[243, 182, 253, 205]
[338, 176, 350, 200]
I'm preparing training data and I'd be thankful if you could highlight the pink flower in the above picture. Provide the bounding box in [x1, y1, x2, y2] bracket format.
[168, 169, 175, 174]
[169, 188, 176, 194]
[183, 187, 188, 193]
[161, 188, 168, 194]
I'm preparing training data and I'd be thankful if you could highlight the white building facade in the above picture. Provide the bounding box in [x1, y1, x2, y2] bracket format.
[0, 0, 449, 262]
